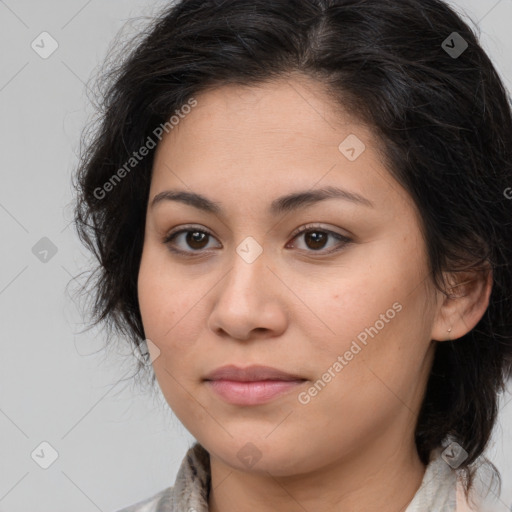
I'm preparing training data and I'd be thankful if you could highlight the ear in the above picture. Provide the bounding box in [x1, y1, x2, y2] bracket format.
[430, 266, 493, 342]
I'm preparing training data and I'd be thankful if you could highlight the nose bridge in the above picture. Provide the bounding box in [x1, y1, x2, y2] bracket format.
[223, 234, 268, 296]
[235, 234, 265, 266]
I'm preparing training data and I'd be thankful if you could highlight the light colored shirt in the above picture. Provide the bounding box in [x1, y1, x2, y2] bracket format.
[114, 442, 485, 512]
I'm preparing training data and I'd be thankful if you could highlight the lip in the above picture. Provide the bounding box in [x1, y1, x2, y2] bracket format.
[204, 364, 305, 382]
[204, 365, 307, 405]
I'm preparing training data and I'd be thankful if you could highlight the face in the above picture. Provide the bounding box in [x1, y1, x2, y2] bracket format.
[137, 75, 443, 476]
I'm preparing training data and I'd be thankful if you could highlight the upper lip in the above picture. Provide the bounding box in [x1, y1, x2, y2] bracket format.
[204, 364, 306, 382]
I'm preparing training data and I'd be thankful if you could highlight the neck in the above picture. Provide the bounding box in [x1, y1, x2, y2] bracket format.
[208, 438, 426, 512]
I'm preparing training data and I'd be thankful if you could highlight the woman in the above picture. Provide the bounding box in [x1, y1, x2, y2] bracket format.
[73, 0, 512, 510]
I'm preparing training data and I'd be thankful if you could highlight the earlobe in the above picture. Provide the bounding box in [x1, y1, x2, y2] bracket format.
[430, 266, 493, 342]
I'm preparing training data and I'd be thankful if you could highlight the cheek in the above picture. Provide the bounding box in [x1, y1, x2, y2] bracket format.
[137, 262, 168, 340]
[138, 250, 194, 342]
[137, 251, 214, 407]
[310, 255, 429, 383]
[317, 271, 398, 342]
[315, 284, 432, 408]
[138, 256, 202, 413]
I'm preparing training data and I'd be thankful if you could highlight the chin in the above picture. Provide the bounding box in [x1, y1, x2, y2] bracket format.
[204, 435, 316, 476]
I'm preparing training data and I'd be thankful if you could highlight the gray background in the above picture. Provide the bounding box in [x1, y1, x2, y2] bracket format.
[0, 1, 511, 511]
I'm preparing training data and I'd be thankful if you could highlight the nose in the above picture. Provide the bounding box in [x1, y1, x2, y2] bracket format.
[207, 244, 288, 341]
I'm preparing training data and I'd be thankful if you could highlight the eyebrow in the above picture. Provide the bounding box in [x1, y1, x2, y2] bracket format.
[150, 185, 374, 215]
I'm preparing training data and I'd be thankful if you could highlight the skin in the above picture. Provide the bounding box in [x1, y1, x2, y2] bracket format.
[137, 74, 492, 512]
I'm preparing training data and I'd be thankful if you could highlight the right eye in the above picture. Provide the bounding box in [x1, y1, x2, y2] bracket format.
[163, 226, 221, 256]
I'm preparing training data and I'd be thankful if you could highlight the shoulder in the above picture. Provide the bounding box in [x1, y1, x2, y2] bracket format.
[113, 485, 175, 512]
[113, 442, 211, 512]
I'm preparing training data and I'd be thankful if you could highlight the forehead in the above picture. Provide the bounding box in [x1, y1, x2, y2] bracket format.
[149, 77, 413, 219]
[160, 76, 366, 150]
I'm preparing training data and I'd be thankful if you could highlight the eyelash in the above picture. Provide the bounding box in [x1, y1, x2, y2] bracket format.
[162, 223, 352, 257]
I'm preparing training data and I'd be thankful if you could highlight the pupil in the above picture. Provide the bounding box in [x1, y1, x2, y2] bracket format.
[307, 231, 326, 250]
[188, 231, 207, 249]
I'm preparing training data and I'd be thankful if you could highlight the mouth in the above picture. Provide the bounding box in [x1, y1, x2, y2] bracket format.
[204, 379, 307, 405]
[203, 365, 307, 405]
[203, 364, 306, 382]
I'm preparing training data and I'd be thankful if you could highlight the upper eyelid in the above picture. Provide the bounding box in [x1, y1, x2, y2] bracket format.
[291, 224, 347, 237]
[165, 223, 347, 240]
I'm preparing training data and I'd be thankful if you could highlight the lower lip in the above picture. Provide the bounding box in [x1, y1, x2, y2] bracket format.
[205, 379, 306, 405]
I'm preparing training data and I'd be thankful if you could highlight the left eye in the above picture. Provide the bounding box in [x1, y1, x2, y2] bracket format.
[163, 225, 352, 256]
[287, 226, 352, 253]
